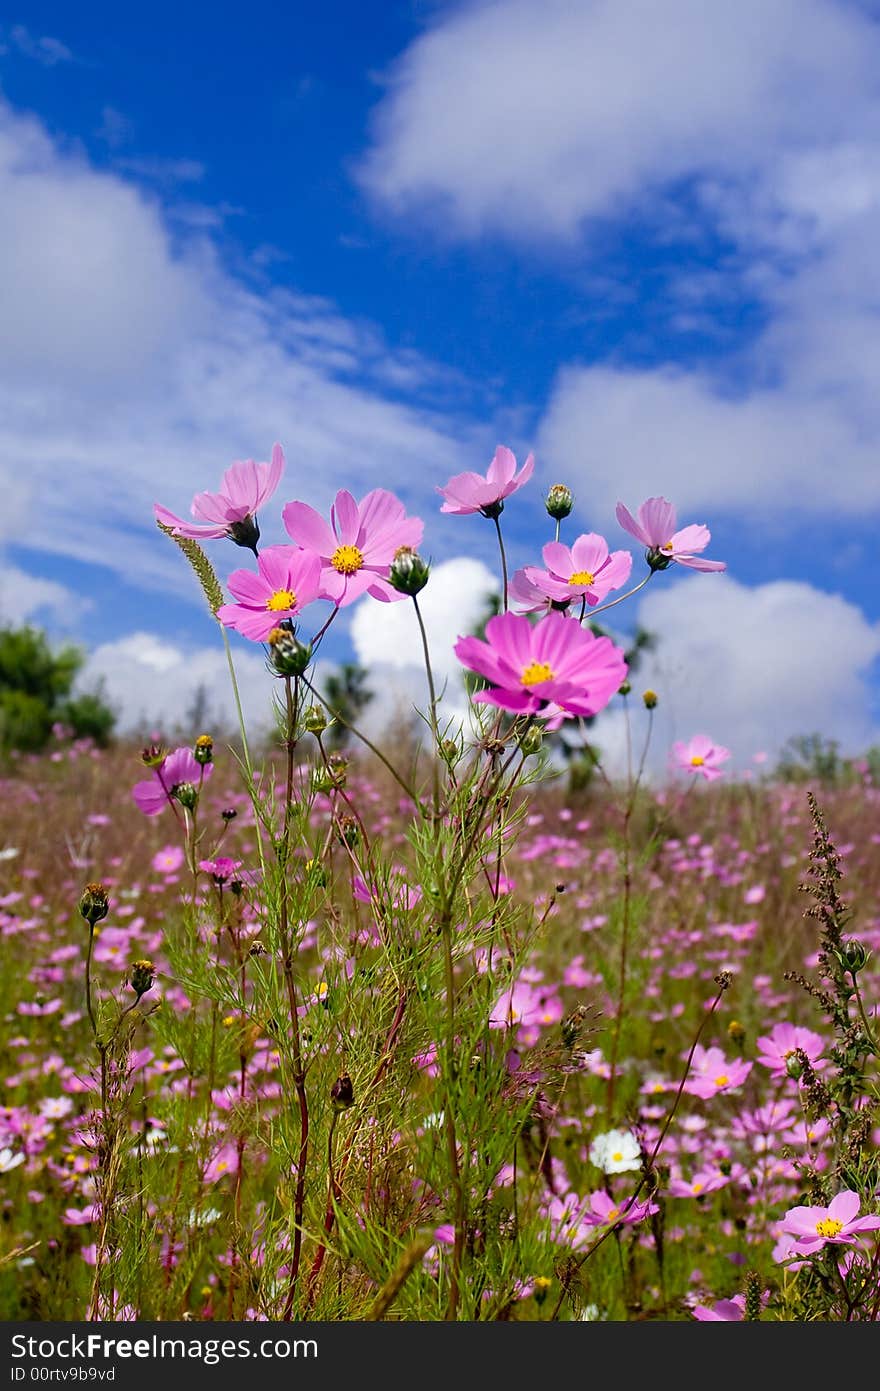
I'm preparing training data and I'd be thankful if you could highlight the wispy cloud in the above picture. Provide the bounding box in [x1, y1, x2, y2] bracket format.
[2, 24, 73, 67]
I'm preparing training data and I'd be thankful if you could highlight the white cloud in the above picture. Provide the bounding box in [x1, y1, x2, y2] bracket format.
[3, 25, 73, 66]
[79, 630, 277, 739]
[359, 0, 880, 242]
[587, 574, 880, 777]
[0, 564, 91, 627]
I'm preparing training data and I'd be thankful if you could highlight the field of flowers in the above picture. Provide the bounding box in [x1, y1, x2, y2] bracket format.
[1, 446, 878, 1323]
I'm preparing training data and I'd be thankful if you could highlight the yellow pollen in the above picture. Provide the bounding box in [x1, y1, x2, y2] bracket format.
[691, 755, 705, 766]
[521, 660, 554, 686]
[714, 1074, 729, 1087]
[692, 1182, 704, 1194]
[331, 544, 364, 575]
[661, 541, 674, 552]
[266, 588, 295, 612]
[569, 570, 595, 586]
[606, 1207, 620, 1222]
[612, 1151, 623, 1163]
[816, 1217, 843, 1239]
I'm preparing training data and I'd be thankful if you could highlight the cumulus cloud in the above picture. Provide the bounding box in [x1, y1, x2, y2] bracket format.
[0, 565, 91, 627]
[587, 574, 880, 778]
[78, 631, 277, 739]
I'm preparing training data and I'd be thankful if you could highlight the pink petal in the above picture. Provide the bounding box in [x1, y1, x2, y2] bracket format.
[282, 501, 337, 556]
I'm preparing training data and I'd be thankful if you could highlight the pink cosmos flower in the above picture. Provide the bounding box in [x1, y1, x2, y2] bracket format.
[615, 496, 725, 571]
[692, 1295, 746, 1321]
[203, 1143, 240, 1184]
[672, 734, 731, 781]
[437, 445, 534, 517]
[154, 443, 285, 549]
[455, 610, 627, 720]
[519, 533, 633, 609]
[282, 489, 423, 606]
[755, 1022, 827, 1079]
[216, 545, 323, 641]
[578, 1190, 658, 1228]
[684, 1044, 752, 1100]
[132, 747, 213, 817]
[778, 1190, 880, 1256]
[152, 845, 185, 874]
[667, 1167, 730, 1199]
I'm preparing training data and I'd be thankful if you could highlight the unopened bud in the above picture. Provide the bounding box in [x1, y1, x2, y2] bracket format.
[336, 815, 358, 848]
[303, 704, 328, 735]
[226, 515, 260, 552]
[172, 781, 198, 811]
[221, 807, 237, 822]
[785, 1052, 804, 1081]
[532, 1276, 552, 1305]
[837, 939, 872, 975]
[618, 680, 632, 696]
[79, 882, 109, 927]
[267, 627, 312, 677]
[642, 689, 658, 710]
[330, 1074, 355, 1111]
[193, 734, 214, 766]
[727, 1019, 746, 1045]
[140, 742, 167, 768]
[388, 546, 430, 596]
[545, 483, 573, 521]
[129, 959, 156, 999]
[520, 725, 543, 756]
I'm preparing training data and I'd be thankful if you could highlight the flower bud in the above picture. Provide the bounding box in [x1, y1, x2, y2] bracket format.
[520, 725, 543, 756]
[303, 704, 328, 735]
[785, 1052, 804, 1081]
[140, 742, 167, 768]
[532, 1276, 552, 1305]
[128, 959, 156, 999]
[336, 815, 359, 848]
[267, 627, 312, 677]
[388, 546, 430, 596]
[618, 680, 631, 696]
[645, 547, 672, 573]
[226, 514, 261, 553]
[193, 733, 214, 766]
[545, 483, 573, 521]
[221, 807, 237, 822]
[172, 781, 198, 811]
[727, 1019, 746, 1045]
[79, 882, 109, 927]
[837, 939, 872, 975]
[642, 689, 658, 710]
[330, 1074, 355, 1111]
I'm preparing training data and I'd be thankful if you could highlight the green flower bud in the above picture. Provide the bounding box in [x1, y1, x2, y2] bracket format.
[520, 725, 543, 756]
[330, 1074, 355, 1111]
[545, 483, 573, 521]
[172, 781, 198, 811]
[79, 882, 109, 927]
[193, 733, 214, 766]
[388, 546, 430, 596]
[128, 959, 156, 999]
[645, 547, 673, 573]
[837, 939, 872, 975]
[642, 689, 658, 710]
[303, 705, 328, 735]
[267, 627, 312, 677]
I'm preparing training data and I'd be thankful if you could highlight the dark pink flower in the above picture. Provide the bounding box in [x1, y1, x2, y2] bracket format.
[437, 445, 534, 517]
[455, 610, 627, 720]
[282, 489, 423, 606]
[520, 533, 632, 609]
[217, 545, 323, 641]
[154, 443, 285, 548]
[672, 734, 731, 781]
[615, 496, 725, 571]
[778, 1190, 880, 1256]
[132, 747, 212, 817]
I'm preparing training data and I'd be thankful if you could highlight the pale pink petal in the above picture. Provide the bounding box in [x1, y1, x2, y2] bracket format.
[828, 1191, 862, 1226]
[569, 533, 609, 574]
[541, 540, 574, 576]
[282, 501, 337, 556]
[487, 445, 517, 488]
[225, 568, 269, 606]
[153, 504, 228, 539]
[615, 501, 650, 546]
[639, 497, 677, 545]
[331, 490, 361, 546]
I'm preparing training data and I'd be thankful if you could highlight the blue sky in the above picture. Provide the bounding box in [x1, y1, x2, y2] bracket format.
[1, 0, 879, 773]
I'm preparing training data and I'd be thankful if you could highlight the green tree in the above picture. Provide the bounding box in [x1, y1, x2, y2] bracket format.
[0, 624, 116, 754]
[322, 662, 374, 751]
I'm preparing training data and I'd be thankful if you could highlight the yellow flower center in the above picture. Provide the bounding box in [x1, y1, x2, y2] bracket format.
[815, 1218, 843, 1239]
[612, 1151, 623, 1163]
[266, 588, 295, 612]
[714, 1074, 729, 1087]
[606, 1206, 620, 1222]
[661, 541, 674, 552]
[692, 1182, 704, 1194]
[331, 544, 364, 575]
[569, 570, 595, 586]
[521, 661, 554, 686]
[691, 755, 705, 766]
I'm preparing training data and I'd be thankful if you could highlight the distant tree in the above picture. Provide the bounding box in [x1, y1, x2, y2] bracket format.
[322, 663, 374, 751]
[0, 624, 117, 754]
[774, 732, 845, 786]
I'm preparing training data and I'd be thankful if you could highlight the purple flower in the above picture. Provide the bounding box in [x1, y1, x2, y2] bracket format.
[455, 610, 627, 721]
[282, 488, 423, 606]
[437, 445, 534, 517]
[217, 545, 323, 641]
[132, 747, 212, 817]
[154, 443, 285, 548]
[778, 1191, 880, 1256]
[615, 496, 725, 571]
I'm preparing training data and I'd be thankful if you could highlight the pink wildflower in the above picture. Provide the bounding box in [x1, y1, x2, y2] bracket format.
[579, 1190, 658, 1228]
[282, 489, 423, 606]
[132, 747, 213, 817]
[154, 443, 284, 549]
[152, 845, 185, 874]
[755, 1022, 827, 1079]
[455, 610, 627, 720]
[672, 734, 731, 781]
[667, 1167, 730, 1199]
[437, 444, 534, 517]
[684, 1044, 752, 1100]
[615, 496, 725, 571]
[519, 533, 632, 609]
[778, 1190, 880, 1256]
[203, 1143, 240, 1184]
[217, 545, 323, 641]
[692, 1295, 746, 1321]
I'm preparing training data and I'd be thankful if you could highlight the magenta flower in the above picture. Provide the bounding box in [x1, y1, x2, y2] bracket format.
[778, 1191, 880, 1256]
[667, 1167, 730, 1199]
[755, 1022, 827, 1079]
[216, 545, 323, 641]
[282, 489, 423, 606]
[437, 444, 534, 517]
[203, 1143, 240, 1184]
[455, 610, 627, 720]
[615, 496, 725, 571]
[520, 533, 633, 609]
[579, 1190, 658, 1228]
[683, 1044, 752, 1100]
[132, 747, 212, 817]
[692, 1295, 746, 1321]
[672, 734, 731, 781]
[154, 443, 285, 549]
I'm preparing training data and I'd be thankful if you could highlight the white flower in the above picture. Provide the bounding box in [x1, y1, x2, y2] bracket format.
[0, 1148, 25, 1173]
[588, 1128, 641, 1174]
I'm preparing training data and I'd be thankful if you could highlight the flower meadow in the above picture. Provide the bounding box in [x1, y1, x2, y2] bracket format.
[1, 444, 879, 1324]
